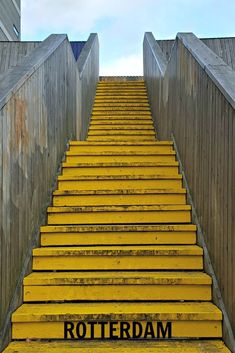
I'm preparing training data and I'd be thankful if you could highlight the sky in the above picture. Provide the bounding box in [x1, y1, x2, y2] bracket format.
[21, 0, 235, 75]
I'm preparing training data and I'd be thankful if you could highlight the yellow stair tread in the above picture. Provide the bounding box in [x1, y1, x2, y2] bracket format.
[57, 174, 182, 180]
[47, 205, 191, 212]
[3, 340, 231, 353]
[24, 271, 211, 285]
[69, 141, 173, 145]
[65, 151, 175, 156]
[33, 245, 202, 256]
[12, 302, 222, 321]
[62, 161, 179, 167]
[40, 224, 197, 232]
[53, 188, 186, 195]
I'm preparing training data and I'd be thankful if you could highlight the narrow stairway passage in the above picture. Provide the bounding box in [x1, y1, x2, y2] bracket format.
[3, 79, 231, 352]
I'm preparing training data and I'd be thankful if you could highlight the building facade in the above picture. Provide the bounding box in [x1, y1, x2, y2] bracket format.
[0, 0, 21, 41]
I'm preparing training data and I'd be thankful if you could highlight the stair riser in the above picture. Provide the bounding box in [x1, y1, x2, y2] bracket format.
[24, 285, 211, 302]
[40, 231, 196, 246]
[52, 194, 186, 207]
[12, 321, 221, 339]
[47, 210, 191, 225]
[58, 180, 182, 190]
[62, 166, 179, 176]
[33, 255, 202, 271]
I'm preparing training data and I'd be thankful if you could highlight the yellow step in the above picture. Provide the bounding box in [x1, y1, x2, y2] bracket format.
[90, 120, 153, 125]
[89, 125, 154, 130]
[32, 245, 202, 270]
[91, 115, 152, 120]
[23, 271, 211, 302]
[69, 141, 173, 146]
[52, 189, 186, 206]
[47, 205, 191, 225]
[62, 162, 179, 176]
[40, 224, 197, 246]
[92, 111, 152, 116]
[3, 340, 231, 353]
[94, 99, 149, 103]
[87, 136, 156, 141]
[65, 153, 174, 164]
[96, 89, 147, 98]
[88, 129, 155, 134]
[87, 130, 155, 136]
[57, 175, 183, 190]
[68, 144, 173, 153]
[11, 302, 221, 339]
[93, 107, 150, 112]
[93, 101, 150, 106]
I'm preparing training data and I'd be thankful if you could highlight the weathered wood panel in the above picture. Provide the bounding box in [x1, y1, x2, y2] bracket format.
[0, 42, 40, 75]
[157, 40, 174, 61]
[0, 0, 20, 40]
[77, 33, 99, 140]
[202, 37, 235, 70]
[0, 33, 99, 349]
[157, 37, 235, 70]
[144, 32, 235, 351]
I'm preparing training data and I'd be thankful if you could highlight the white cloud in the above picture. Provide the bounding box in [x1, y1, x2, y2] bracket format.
[101, 54, 143, 76]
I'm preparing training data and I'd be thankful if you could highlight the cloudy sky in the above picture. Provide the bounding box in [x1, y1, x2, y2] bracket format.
[21, 0, 235, 75]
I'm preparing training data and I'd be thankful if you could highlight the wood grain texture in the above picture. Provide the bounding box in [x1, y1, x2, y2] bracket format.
[0, 0, 20, 40]
[144, 32, 235, 351]
[158, 37, 235, 70]
[0, 42, 40, 75]
[0, 33, 99, 348]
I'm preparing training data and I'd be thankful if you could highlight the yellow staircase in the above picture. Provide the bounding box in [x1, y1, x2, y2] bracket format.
[4, 80, 231, 352]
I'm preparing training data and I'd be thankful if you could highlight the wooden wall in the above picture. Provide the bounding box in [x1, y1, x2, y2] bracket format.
[0, 42, 40, 75]
[158, 37, 235, 70]
[144, 32, 235, 351]
[77, 33, 99, 140]
[0, 0, 21, 41]
[0, 33, 99, 349]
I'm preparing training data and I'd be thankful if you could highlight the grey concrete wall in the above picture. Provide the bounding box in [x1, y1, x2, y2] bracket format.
[0, 0, 21, 41]
[143, 32, 235, 351]
[0, 32, 99, 350]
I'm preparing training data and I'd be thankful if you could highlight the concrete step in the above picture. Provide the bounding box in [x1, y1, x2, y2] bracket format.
[47, 204, 191, 225]
[11, 302, 221, 339]
[89, 124, 154, 130]
[65, 152, 175, 163]
[32, 245, 201, 271]
[61, 162, 179, 176]
[57, 174, 183, 190]
[69, 141, 173, 146]
[68, 143, 173, 153]
[40, 224, 197, 246]
[52, 189, 186, 206]
[91, 115, 153, 119]
[23, 271, 211, 302]
[3, 340, 231, 353]
[90, 120, 153, 125]
[87, 136, 157, 142]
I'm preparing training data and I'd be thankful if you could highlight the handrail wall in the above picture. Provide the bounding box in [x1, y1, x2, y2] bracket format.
[143, 32, 235, 351]
[77, 33, 99, 139]
[0, 32, 99, 349]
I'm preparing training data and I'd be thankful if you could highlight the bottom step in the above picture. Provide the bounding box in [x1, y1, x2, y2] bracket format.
[3, 340, 231, 352]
